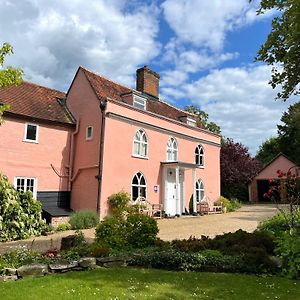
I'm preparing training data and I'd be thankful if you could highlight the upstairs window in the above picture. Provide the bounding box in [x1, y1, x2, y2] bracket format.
[24, 123, 38, 143]
[133, 95, 146, 110]
[14, 177, 37, 198]
[195, 145, 204, 166]
[86, 126, 93, 140]
[195, 179, 205, 202]
[133, 129, 148, 158]
[131, 172, 147, 201]
[167, 137, 178, 161]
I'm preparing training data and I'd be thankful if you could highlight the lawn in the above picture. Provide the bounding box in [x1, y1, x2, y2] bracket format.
[0, 268, 299, 300]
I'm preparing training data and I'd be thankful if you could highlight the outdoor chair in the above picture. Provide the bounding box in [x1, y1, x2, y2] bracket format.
[150, 203, 163, 219]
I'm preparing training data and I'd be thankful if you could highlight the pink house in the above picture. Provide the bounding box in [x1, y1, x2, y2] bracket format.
[0, 66, 221, 222]
[249, 154, 300, 202]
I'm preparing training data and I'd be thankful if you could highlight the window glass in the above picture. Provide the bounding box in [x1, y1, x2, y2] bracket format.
[25, 124, 37, 141]
[166, 137, 178, 161]
[195, 179, 205, 202]
[133, 129, 148, 157]
[195, 145, 204, 166]
[86, 126, 93, 140]
[15, 177, 37, 198]
[133, 95, 146, 110]
[131, 172, 147, 201]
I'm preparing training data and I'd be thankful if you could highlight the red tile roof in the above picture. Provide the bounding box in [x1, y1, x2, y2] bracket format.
[0, 82, 74, 125]
[80, 67, 202, 127]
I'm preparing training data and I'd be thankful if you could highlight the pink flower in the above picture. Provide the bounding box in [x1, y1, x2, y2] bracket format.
[263, 192, 268, 198]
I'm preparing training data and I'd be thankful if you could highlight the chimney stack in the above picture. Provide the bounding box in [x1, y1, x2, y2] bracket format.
[136, 66, 160, 98]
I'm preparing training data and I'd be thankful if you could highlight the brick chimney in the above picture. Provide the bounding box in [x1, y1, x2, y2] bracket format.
[136, 66, 160, 98]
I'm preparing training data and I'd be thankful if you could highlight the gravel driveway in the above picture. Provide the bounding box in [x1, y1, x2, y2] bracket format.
[157, 204, 278, 241]
[0, 204, 278, 254]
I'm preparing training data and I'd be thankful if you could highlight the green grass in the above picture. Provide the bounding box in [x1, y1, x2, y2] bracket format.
[0, 268, 299, 300]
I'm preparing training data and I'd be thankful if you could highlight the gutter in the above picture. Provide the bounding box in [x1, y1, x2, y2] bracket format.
[96, 98, 107, 216]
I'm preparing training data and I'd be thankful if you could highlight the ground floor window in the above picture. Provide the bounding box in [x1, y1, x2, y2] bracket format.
[196, 179, 204, 202]
[131, 172, 147, 201]
[14, 177, 37, 198]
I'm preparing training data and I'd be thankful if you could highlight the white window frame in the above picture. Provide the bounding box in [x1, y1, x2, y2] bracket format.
[195, 179, 205, 203]
[14, 176, 37, 199]
[195, 144, 205, 167]
[131, 172, 147, 202]
[186, 117, 196, 127]
[23, 123, 39, 143]
[133, 95, 147, 110]
[166, 137, 178, 162]
[86, 126, 93, 140]
[132, 129, 148, 159]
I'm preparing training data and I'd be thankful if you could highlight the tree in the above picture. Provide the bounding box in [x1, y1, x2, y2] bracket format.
[256, 136, 281, 165]
[0, 42, 23, 124]
[221, 138, 261, 200]
[184, 105, 221, 134]
[277, 101, 300, 164]
[255, 0, 300, 100]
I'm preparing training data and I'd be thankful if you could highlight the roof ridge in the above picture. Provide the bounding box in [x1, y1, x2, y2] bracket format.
[22, 80, 65, 95]
[79, 66, 132, 92]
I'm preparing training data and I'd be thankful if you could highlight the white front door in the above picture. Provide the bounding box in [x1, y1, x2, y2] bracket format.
[165, 168, 184, 216]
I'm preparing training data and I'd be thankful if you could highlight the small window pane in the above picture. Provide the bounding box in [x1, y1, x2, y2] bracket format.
[86, 126, 93, 140]
[26, 125, 37, 141]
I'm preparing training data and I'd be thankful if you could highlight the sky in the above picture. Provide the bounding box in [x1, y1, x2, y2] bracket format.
[1, 0, 297, 155]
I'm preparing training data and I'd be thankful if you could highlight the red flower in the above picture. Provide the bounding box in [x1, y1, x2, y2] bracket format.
[268, 179, 273, 184]
[263, 192, 268, 198]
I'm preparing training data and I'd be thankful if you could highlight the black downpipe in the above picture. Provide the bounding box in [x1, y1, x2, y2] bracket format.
[96, 99, 107, 215]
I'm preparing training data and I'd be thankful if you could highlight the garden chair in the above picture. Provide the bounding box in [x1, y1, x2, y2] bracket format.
[150, 203, 163, 219]
[134, 196, 151, 216]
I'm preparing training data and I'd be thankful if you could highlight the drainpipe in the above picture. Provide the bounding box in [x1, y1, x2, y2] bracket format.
[69, 118, 80, 191]
[96, 98, 107, 216]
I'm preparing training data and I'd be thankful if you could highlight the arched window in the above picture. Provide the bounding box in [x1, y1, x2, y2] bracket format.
[131, 172, 147, 201]
[195, 179, 205, 202]
[167, 137, 178, 161]
[195, 145, 204, 166]
[133, 129, 148, 157]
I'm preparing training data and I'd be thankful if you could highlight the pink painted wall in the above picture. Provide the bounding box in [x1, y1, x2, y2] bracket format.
[66, 71, 220, 218]
[254, 155, 297, 179]
[0, 116, 71, 191]
[99, 101, 220, 217]
[66, 69, 101, 211]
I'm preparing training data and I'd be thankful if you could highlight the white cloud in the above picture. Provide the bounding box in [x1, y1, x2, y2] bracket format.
[161, 0, 272, 51]
[162, 64, 296, 155]
[1, 0, 160, 91]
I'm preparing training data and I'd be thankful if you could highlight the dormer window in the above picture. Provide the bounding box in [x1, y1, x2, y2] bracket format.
[186, 117, 196, 127]
[179, 116, 196, 127]
[133, 95, 146, 110]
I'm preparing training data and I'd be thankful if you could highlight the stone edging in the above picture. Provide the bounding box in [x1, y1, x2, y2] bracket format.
[0, 256, 128, 282]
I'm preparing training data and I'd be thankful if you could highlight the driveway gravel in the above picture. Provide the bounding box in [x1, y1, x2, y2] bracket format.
[0, 204, 278, 254]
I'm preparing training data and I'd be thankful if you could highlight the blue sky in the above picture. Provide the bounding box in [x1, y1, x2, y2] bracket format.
[1, 0, 295, 155]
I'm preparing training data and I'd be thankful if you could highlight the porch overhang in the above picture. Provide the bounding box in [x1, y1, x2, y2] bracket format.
[161, 161, 198, 170]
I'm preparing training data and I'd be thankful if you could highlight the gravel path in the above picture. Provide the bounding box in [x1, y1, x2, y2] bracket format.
[0, 204, 278, 254]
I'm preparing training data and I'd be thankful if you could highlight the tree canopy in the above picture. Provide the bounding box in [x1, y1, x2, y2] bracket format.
[255, 0, 300, 100]
[256, 101, 300, 165]
[0, 42, 23, 124]
[184, 105, 221, 134]
[221, 138, 261, 200]
[256, 136, 281, 165]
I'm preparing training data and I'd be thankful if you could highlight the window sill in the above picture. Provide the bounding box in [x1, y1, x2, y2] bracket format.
[23, 139, 39, 144]
[197, 165, 205, 169]
[132, 154, 149, 160]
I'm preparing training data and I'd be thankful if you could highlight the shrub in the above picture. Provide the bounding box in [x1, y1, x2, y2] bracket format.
[275, 229, 300, 279]
[108, 191, 131, 214]
[69, 210, 99, 229]
[126, 213, 159, 248]
[230, 198, 242, 210]
[88, 242, 110, 257]
[0, 174, 46, 241]
[95, 215, 128, 250]
[0, 247, 44, 269]
[170, 236, 210, 252]
[56, 223, 71, 232]
[209, 229, 275, 255]
[258, 211, 300, 238]
[219, 196, 233, 212]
